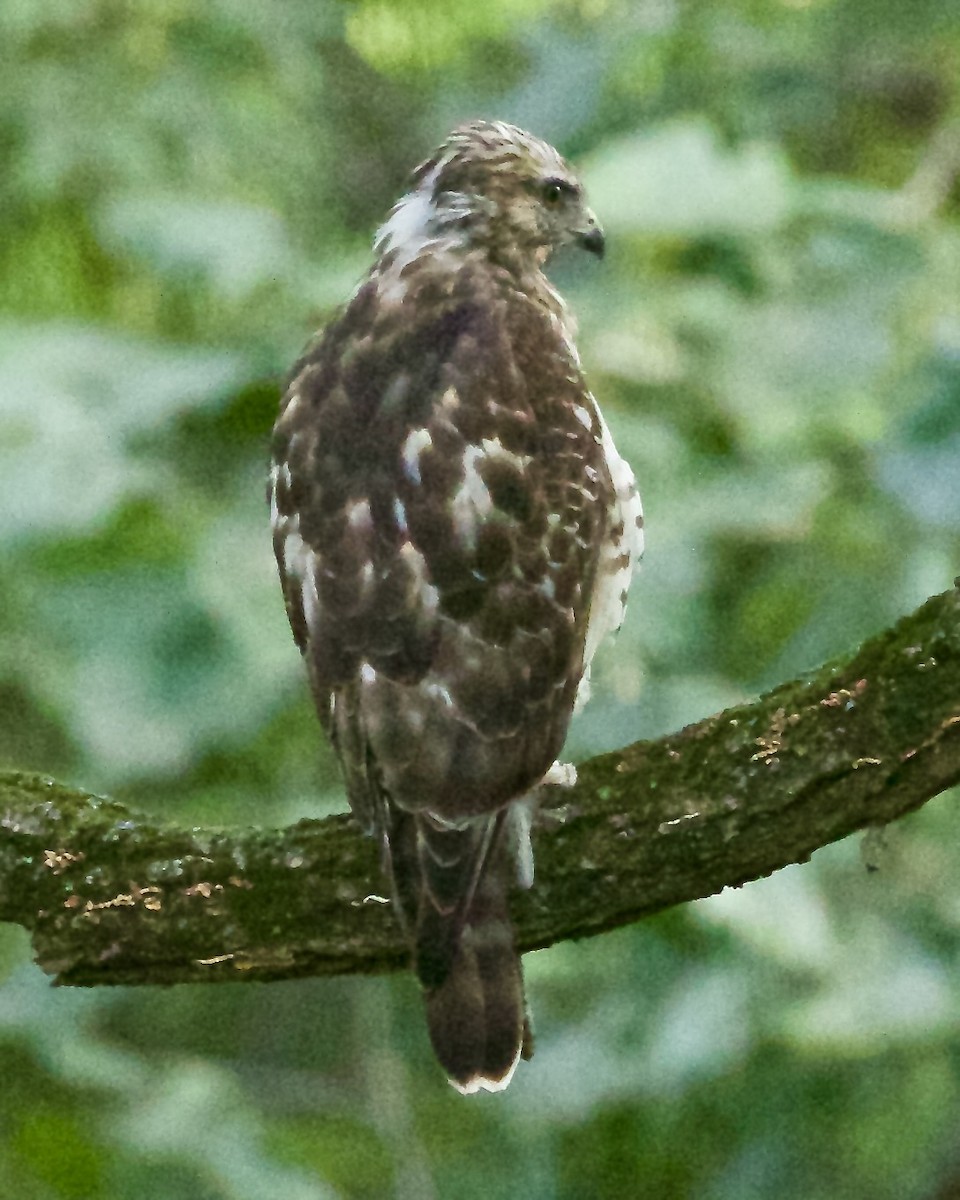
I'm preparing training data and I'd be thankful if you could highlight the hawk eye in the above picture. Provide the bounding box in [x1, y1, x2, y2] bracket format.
[541, 179, 566, 206]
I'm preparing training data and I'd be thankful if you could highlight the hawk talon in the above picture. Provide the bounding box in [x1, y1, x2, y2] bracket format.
[541, 760, 578, 790]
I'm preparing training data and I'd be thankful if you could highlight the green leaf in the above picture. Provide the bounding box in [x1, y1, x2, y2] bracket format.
[0, 322, 247, 540]
[587, 120, 793, 236]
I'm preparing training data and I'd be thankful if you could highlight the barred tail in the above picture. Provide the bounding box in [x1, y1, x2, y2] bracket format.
[387, 805, 532, 1093]
[421, 855, 529, 1094]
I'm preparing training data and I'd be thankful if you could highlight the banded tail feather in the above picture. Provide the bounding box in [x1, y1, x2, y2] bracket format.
[391, 808, 530, 1094]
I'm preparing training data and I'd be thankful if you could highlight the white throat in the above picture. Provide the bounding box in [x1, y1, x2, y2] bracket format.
[374, 166, 484, 303]
[375, 165, 443, 260]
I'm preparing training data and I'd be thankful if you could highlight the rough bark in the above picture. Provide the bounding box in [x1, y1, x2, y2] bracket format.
[1, 585, 958, 989]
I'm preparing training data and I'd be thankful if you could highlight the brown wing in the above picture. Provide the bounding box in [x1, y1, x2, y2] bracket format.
[271, 259, 611, 824]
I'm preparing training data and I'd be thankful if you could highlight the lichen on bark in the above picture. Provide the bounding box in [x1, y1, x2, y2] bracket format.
[1, 585, 958, 988]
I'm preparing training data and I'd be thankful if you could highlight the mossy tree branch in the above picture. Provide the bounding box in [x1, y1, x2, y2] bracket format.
[1, 585, 959, 988]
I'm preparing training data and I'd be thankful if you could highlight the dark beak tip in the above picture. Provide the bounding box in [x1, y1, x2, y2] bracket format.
[580, 227, 606, 259]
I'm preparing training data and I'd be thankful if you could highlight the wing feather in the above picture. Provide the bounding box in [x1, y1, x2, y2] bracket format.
[271, 260, 612, 822]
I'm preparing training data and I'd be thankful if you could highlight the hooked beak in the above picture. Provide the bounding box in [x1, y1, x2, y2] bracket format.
[577, 209, 605, 259]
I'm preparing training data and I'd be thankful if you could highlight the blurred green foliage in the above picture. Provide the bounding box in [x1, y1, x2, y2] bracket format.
[2, 0, 960, 1195]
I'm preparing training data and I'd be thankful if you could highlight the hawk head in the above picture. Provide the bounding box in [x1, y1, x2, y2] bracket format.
[376, 120, 604, 276]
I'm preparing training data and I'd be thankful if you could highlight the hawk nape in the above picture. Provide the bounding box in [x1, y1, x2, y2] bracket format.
[269, 121, 642, 1093]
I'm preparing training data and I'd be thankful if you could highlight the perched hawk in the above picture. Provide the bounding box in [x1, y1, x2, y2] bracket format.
[270, 121, 643, 1093]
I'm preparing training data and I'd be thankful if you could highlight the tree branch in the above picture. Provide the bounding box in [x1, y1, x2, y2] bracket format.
[2, 585, 959, 988]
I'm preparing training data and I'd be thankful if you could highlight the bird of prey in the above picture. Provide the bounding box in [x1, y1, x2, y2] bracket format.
[269, 120, 643, 1093]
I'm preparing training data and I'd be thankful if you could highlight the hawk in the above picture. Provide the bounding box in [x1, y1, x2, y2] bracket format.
[269, 121, 643, 1093]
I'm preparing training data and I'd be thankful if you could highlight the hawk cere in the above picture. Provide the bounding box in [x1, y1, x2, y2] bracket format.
[269, 121, 643, 1093]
